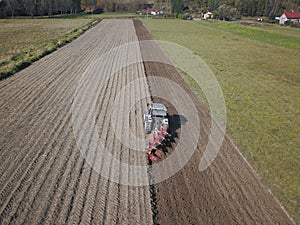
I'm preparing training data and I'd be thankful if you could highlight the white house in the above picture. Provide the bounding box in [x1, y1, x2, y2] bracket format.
[203, 12, 213, 20]
[279, 11, 300, 25]
[150, 8, 163, 15]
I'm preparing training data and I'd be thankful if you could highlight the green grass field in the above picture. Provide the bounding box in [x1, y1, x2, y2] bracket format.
[142, 19, 300, 223]
[202, 21, 300, 50]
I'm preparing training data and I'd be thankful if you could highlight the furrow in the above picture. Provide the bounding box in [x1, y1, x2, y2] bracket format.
[0, 19, 154, 225]
[0, 67, 80, 189]
[0, 114, 72, 223]
[11, 127, 75, 224]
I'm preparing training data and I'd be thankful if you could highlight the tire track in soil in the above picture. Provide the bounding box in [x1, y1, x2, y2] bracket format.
[0, 19, 153, 225]
[134, 19, 295, 225]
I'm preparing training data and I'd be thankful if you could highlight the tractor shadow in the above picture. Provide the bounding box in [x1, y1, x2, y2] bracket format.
[169, 114, 187, 133]
[161, 114, 188, 154]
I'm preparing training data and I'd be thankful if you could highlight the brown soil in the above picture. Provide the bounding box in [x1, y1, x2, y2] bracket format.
[133, 19, 295, 225]
[0, 18, 295, 225]
[0, 19, 152, 225]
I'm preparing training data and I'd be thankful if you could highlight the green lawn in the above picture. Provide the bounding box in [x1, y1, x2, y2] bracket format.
[142, 19, 300, 223]
[201, 21, 300, 50]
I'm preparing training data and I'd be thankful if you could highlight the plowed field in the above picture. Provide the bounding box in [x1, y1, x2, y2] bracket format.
[0, 19, 295, 225]
[0, 19, 152, 225]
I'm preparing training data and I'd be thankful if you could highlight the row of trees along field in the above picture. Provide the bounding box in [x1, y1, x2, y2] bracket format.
[0, 0, 81, 18]
[0, 0, 299, 18]
[175, 0, 300, 19]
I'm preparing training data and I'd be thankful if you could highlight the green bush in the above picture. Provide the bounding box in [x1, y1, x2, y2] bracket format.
[177, 13, 184, 19]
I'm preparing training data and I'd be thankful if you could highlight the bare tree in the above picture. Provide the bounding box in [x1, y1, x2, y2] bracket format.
[0, 0, 9, 18]
[7, 0, 20, 18]
[22, 0, 37, 17]
[45, 0, 54, 17]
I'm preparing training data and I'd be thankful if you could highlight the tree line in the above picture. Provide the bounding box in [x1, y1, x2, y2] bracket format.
[80, 0, 151, 13]
[0, 0, 299, 18]
[0, 0, 81, 18]
[175, 0, 300, 19]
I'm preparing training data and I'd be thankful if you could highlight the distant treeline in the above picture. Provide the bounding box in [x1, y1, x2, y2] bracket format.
[203, 0, 300, 18]
[0, 0, 299, 18]
[0, 0, 81, 18]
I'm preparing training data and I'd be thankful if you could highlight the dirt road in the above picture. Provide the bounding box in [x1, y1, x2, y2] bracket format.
[0, 19, 295, 225]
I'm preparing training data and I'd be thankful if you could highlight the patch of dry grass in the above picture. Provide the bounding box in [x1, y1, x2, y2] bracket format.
[0, 18, 95, 79]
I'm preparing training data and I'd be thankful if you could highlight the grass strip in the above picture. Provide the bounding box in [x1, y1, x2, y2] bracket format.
[201, 21, 300, 50]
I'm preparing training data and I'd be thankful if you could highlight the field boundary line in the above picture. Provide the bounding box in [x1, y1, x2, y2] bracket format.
[227, 137, 296, 225]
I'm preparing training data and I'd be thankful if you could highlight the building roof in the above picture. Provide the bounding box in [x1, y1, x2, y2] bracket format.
[284, 12, 300, 19]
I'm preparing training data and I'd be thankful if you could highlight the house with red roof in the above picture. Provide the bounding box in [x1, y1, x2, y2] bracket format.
[279, 11, 300, 25]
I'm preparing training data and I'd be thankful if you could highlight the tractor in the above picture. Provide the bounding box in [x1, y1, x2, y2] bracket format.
[143, 103, 168, 134]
